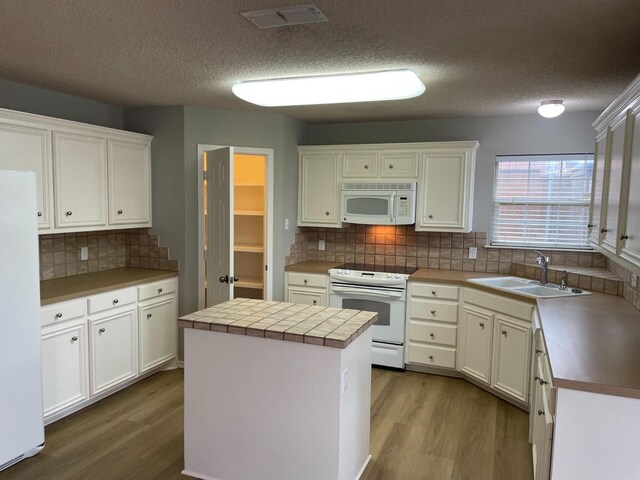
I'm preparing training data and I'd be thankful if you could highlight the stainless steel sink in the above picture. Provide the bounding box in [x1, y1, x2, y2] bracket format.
[468, 276, 592, 299]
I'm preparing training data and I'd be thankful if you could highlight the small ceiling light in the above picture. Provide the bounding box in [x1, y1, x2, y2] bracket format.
[232, 70, 426, 107]
[538, 100, 565, 118]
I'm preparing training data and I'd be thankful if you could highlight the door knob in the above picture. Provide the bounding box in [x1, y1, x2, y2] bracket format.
[219, 275, 229, 283]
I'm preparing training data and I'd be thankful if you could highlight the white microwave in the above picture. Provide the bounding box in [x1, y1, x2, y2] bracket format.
[341, 182, 416, 225]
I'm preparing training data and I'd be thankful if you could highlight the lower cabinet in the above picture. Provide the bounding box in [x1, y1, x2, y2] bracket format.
[41, 318, 88, 418]
[284, 272, 328, 306]
[459, 305, 494, 384]
[89, 308, 137, 396]
[492, 315, 531, 403]
[139, 296, 178, 374]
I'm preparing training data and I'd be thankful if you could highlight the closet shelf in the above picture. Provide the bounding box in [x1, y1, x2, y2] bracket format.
[234, 277, 263, 289]
[234, 210, 264, 216]
[234, 244, 264, 253]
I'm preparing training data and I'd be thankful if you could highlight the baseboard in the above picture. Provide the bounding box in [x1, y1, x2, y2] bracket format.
[177, 360, 184, 368]
[355, 454, 372, 480]
[405, 363, 462, 378]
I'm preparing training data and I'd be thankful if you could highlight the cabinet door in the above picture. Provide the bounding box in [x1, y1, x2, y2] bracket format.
[0, 123, 53, 229]
[491, 315, 531, 403]
[139, 297, 177, 374]
[380, 151, 419, 178]
[416, 151, 474, 232]
[89, 309, 137, 395]
[601, 114, 628, 254]
[342, 152, 378, 178]
[53, 131, 107, 228]
[41, 320, 88, 418]
[298, 152, 341, 227]
[108, 139, 151, 225]
[589, 131, 610, 245]
[619, 107, 640, 266]
[460, 306, 493, 384]
[286, 287, 326, 306]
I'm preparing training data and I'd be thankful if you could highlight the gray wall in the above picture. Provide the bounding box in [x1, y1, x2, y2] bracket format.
[0, 78, 123, 129]
[308, 112, 600, 231]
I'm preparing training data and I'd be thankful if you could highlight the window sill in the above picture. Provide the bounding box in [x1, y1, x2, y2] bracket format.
[485, 244, 595, 253]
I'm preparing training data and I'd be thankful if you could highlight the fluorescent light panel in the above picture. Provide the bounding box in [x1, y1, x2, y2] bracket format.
[232, 69, 425, 107]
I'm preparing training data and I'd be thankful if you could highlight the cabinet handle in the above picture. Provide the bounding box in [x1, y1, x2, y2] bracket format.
[99, 328, 106, 334]
[428, 214, 433, 219]
[325, 211, 330, 216]
[55, 313, 63, 318]
[66, 211, 72, 216]
[147, 313, 152, 318]
[620, 234, 629, 241]
[479, 322, 485, 328]
[37, 211, 43, 217]
[537, 409, 545, 416]
[117, 209, 123, 215]
[587, 223, 594, 228]
[600, 228, 608, 233]
[429, 332, 435, 338]
[501, 330, 507, 336]
[364, 164, 369, 169]
[113, 299, 119, 304]
[428, 355, 434, 360]
[389, 164, 394, 169]
[430, 310, 436, 315]
[158, 288, 163, 293]
[71, 336, 78, 342]
[535, 349, 543, 354]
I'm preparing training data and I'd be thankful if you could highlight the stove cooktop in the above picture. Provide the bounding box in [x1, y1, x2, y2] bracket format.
[334, 263, 418, 275]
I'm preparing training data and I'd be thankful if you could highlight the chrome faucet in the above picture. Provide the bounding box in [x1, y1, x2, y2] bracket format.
[534, 251, 549, 286]
[559, 270, 569, 290]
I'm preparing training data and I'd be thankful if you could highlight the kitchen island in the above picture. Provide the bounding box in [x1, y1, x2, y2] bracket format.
[178, 298, 377, 480]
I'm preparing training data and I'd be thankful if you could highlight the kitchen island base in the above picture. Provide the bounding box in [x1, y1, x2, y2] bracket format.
[183, 327, 372, 480]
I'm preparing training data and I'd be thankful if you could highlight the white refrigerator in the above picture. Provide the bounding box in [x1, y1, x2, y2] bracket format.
[0, 170, 45, 471]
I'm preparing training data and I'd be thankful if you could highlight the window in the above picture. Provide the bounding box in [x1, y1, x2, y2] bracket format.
[491, 154, 594, 249]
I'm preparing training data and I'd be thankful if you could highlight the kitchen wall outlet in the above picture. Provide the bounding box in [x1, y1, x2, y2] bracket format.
[468, 247, 478, 259]
[632, 274, 638, 288]
[318, 240, 326, 251]
[341, 369, 349, 393]
[80, 246, 88, 261]
[284, 218, 289, 231]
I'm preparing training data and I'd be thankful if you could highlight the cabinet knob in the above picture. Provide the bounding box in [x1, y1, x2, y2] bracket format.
[37, 211, 43, 217]
[304, 279, 308, 284]
[587, 223, 594, 228]
[147, 313, 152, 318]
[389, 164, 394, 169]
[428, 214, 433, 219]
[501, 330, 507, 336]
[71, 336, 78, 342]
[117, 209, 123, 215]
[430, 310, 436, 315]
[600, 228, 608, 233]
[534, 375, 540, 381]
[312, 300, 317, 305]
[99, 328, 106, 334]
[428, 355, 434, 360]
[66, 211, 72, 216]
[537, 409, 545, 416]
[325, 211, 330, 216]
[364, 164, 369, 169]
[431, 290, 437, 295]
[535, 349, 543, 354]
[620, 234, 629, 241]
[55, 312, 63, 318]
[479, 322, 485, 328]
[158, 288, 163, 293]
[113, 299, 119, 304]
[429, 332, 435, 338]
[539, 377, 548, 385]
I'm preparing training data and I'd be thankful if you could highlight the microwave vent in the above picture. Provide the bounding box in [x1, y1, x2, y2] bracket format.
[342, 182, 415, 191]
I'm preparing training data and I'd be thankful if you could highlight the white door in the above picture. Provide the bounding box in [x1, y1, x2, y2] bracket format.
[138, 297, 177, 373]
[108, 139, 151, 225]
[491, 315, 531, 403]
[53, 131, 107, 228]
[0, 123, 53, 229]
[619, 107, 640, 267]
[206, 148, 234, 307]
[589, 131, 610, 245]
[298, 152, 341, 226]
[460, 305, 494, 384]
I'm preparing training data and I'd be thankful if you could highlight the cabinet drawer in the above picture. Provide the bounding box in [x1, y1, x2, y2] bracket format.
[41, 298, 87, 327]
[464, 288, 533, 321]
[409, 321, 457, 346]
[410, 298, 458, 323]
[408, 344, 456, 368]
[342, 152, 378, 178]
[410, 282, 459, 300]
[88, 287, 136, 314]
[287, 272, 327, 289]
[138, 278, 177, 301]
[380, 152, 419, 178]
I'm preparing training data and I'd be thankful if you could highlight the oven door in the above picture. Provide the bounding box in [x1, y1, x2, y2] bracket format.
[329, 286, 405, 344]
[342, 191, 395, 225]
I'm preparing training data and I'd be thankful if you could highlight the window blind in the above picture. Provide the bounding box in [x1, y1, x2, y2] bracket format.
[491, 154, 594, 249]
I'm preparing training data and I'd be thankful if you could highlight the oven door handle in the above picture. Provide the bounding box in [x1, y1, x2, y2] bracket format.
[331, 285, 404, 299]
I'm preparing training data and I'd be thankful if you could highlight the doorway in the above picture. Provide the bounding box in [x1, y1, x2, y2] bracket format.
[197, 145, 274, 309]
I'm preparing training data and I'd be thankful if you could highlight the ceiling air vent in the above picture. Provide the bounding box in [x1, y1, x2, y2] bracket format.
[241, 4, 328, 29]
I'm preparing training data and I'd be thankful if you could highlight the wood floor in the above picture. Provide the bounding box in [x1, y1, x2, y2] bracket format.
[3, 368, 532, 480]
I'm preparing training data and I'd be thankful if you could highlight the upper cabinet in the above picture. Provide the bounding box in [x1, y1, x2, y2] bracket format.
[0, 108, 152, 233]
[298, 142, 478, 231]
[592, 73, 640, 272]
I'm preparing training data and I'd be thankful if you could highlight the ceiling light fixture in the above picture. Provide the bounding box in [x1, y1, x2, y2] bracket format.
[538, 100, 565, 118]
[232, 69, 426, 107]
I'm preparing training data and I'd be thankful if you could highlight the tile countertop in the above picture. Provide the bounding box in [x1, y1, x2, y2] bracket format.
[40, 268, 178, 305]
[178, 298, 377, 349]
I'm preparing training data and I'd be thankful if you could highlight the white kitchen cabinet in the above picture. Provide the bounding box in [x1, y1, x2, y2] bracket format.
[138, 295, 177, 374]
[342, 151, 378, 178]
[416, 144, 477, 232]
[108, 139, 151, 226]
[89, 307, 137, 396]
[0, 122, 53, 229]
[491, 315, 531, 403]
[459, 305, 494, 384]
[53, 131, 108, 228]
[298, 151, 341, 227]
[619, 105, 640, 266]
[285, 272, 328, 306]
[380, 151, 419, 178]
[589, 130, 610, 245]
[41, 318, 89, 419]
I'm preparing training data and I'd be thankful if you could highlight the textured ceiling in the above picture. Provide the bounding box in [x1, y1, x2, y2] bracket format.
[0, 0, 639, 123]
